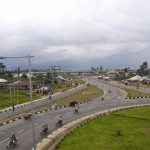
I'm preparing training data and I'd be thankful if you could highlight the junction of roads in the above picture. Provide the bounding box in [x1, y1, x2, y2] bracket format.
[0, 77, 150, 150]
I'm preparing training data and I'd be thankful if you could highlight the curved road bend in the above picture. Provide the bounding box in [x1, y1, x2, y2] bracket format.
[0, 79, 150, 150]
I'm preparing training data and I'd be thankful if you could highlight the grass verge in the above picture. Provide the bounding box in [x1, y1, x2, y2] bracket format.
[57, 106, 150, 150]
[0, 89, 42, 109]
[124, 88, 150, 97]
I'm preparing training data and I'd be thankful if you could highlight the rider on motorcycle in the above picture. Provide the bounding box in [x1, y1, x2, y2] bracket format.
[74, 104, 79, 113]
[57, 115, 63, 125]
[42, 123, 48, 132]
[9, 134, 17, 145]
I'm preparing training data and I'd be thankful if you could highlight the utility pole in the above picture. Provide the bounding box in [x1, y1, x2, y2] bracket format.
[28, 55, 36, 150]
[108, 88, 111, 114]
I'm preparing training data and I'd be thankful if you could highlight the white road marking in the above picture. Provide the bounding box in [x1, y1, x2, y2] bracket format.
[0, 138, 9, 144]
[16, 129, 24, 134]
[34, 122, 38, 126]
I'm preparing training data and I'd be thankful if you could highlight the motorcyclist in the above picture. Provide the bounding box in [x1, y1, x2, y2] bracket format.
[42, 123, 48, 132]
[57, 115, 63, 125]
[54, 103, 57, 110]
[74, 104, 79, 113]
[10, 134, 17, 145]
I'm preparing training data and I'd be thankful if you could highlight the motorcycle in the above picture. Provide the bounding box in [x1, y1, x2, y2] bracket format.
[40, 127, 48, 135]
[74, 106, 79, 114]
[55, 120, 63, 127]
[74, 108, 79, 113]
[101, 97, 104, 101]
[7, 138, 17, 149]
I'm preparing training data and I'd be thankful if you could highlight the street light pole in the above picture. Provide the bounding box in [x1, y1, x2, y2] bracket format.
[28, 55, 36, 150]
[108, 88, 111, 114]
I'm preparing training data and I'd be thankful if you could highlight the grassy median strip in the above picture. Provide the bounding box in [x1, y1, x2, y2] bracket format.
[52, 85, 103, 105]
[57, 106, 150, 150]
[34, 85, 103, 112]
[123, 88, 150, 97]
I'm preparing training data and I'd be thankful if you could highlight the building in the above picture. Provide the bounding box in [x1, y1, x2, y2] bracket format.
[18, 80, 39, 89]
[0, 78, 7, 88]
[52, 76, 72, 85]
[108, 70, 119, 79]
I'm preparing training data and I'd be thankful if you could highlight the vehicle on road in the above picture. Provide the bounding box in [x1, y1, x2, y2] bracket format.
[23, 113, 32, 120]
[101, 97, 104, 101]
[7, 135, 17, 149]
[55, 115, 63, 127]
[40, 123, 48, 135]
[74, 104, 79, 113]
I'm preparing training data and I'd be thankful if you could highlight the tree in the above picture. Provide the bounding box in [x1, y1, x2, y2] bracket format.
[137, 61, 149, 76]
[142, 62, 148, 70]
[0, 63, 6, 72]
[124, 67, 129, 79]
[99, 66, 103, 71]
[22, 73, 28, 79]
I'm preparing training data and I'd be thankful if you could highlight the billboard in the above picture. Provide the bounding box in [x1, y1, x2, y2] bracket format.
[51, 66, 60, 70]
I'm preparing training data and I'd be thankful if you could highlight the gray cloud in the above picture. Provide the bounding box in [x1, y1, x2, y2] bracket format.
[0, 0, 150, 69]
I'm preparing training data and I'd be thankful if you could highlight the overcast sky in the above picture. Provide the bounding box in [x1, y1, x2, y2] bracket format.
[0, 0, 150, 70]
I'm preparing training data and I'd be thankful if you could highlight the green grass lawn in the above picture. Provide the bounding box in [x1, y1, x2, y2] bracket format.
[57, 106, 150, 150]
[124, 88, 150, 97]
[52, 85, 103, 106]
[0, 89, 42, 109]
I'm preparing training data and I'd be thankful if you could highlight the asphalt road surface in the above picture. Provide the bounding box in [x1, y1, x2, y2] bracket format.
[0, 78, 150, 150]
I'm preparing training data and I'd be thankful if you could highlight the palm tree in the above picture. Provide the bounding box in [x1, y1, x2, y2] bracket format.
[0, 63, 6, 72]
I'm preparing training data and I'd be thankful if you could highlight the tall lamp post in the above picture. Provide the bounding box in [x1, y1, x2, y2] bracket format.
[0, 55, 36, 150]
[108, 88, 111, 113]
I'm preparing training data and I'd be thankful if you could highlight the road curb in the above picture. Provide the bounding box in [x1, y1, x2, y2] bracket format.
[125, 96, 150, 99]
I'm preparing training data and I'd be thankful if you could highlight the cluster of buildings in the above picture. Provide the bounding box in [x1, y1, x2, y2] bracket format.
[97, 70, 150, 86]
[0, 72, 73, 94]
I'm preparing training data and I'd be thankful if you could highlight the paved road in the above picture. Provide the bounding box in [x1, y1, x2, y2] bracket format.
[0, 78, 150, 150]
